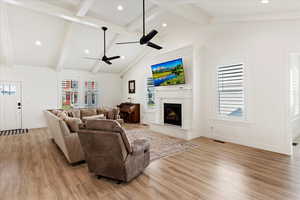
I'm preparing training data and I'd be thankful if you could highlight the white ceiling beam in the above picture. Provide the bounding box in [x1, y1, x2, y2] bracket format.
[2, 0, 136, 36]
[0, 2, 14, 67]
[56, 0, 95, 71]
[76, 0, 95, 17]
[55, 23, 74, 71]
[149, 0, 211, 25]
[91, 6, 163, 73]
[211, 11, 300, 24]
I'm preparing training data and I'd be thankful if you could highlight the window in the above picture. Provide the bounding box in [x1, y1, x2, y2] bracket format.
[217, 64, 245, 118]
[61, 80, 79, 109]
[0, 83, 16, 96]
[146, 77, 155, 108]
[290, 66, 300, 117]
[84, 81, 98, 108]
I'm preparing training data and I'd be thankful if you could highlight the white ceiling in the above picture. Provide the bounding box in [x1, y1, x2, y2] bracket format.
[193, 0, 300, 17]
[8, 5, 67, 68]
[2, 0, 300, 73]
[89, 0, 155, 27]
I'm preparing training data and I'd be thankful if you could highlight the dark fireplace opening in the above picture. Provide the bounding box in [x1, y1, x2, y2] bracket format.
[164, 103, 182, 126]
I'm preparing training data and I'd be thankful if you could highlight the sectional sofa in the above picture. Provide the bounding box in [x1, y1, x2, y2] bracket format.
[44, 107, 123, 164]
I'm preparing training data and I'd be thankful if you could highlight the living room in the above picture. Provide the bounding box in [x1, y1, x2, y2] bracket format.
[1, 0, 300, 199]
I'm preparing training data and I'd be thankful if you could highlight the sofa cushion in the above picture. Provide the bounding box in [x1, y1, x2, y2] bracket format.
[65, 117, 82, 132]
[82, 114, 106, 121]
[81, 109, 97, 118]
[97, 108, 109, 118]
[107, 107, 120, 120]
[85, 120, 132, 153]
[107, 111, 114, 120]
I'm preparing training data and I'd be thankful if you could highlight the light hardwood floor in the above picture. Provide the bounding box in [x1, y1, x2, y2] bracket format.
[1, 128, 300, 200]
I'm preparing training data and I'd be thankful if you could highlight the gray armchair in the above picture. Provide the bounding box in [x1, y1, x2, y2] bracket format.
[78, 120, 150, 183]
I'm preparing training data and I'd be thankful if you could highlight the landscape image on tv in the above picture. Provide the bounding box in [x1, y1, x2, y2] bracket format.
[151, 58, 185, 87]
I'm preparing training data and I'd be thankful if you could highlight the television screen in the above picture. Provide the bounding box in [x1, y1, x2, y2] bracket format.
[151, 58, 185, 87]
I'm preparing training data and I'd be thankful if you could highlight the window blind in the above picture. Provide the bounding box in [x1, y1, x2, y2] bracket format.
[218, 64, 244, 117]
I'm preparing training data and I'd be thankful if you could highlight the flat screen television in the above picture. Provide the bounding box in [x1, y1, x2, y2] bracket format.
[151, 58, 185, 87]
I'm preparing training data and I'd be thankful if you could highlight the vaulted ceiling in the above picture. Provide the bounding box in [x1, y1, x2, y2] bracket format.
[1, 0, 300, 73]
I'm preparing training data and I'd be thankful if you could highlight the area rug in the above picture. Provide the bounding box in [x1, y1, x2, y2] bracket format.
[125, 127, 200, 162]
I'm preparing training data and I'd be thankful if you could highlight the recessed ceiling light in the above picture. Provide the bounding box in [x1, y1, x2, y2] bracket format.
[84, 49, 90, 54]
[261, 0, 269, 4]
[162, 23, 167, 27]
[121, 56, 125, 59]
[35, 40, 42, 46]
[117, 5, 124, 11]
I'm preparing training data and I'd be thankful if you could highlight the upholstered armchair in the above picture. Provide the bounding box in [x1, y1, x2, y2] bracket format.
[78, 120, 150, 183]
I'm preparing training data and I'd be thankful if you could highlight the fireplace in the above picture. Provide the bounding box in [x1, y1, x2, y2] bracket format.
[164, 103, 182, 126]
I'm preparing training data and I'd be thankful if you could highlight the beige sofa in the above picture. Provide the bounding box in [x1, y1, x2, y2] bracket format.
[44, 110, 85, 164]
[44, 107, 123, 164]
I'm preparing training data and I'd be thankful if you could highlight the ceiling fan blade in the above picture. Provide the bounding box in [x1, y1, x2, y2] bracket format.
[147, 42, 162, 50]
[140, 30, 158, 44]
[83, 57, 100, 60]
[107, 56, 121, 61]
[116, 41, 140, 45]
[104, 60, 112, 65]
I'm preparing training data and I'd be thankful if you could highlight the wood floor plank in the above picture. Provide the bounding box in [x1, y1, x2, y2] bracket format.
[1, 128, 300, 200]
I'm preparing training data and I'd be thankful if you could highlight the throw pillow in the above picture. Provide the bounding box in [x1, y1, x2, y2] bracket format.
[112, 107, 120, 119]
[82, 114, 106, 121]
[70, 109, 81, 118]
[80, 109, 97, 118]
[107, 111, 115, 120]
[64, 117, 82, 132]
[58, 111, 68, 120]
[97, 108, 108, 117]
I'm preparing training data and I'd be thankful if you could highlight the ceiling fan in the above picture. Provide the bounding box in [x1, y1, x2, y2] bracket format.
[116, 0, 162, 50]
[84, 27, 120, 65]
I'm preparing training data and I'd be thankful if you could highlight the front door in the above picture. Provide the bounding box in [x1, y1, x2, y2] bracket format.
[0, 81, 22, 131]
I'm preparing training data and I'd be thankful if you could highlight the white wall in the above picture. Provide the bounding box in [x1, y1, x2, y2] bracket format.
[202, 20, 300, 155]
[0, 65, 122, 129]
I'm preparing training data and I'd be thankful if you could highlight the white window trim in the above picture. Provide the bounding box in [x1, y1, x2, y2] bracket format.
[289, 65, 300, 119]
[214, 62, 249, 123]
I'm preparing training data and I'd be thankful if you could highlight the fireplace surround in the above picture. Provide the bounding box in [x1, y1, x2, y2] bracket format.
[146, 86, 193, 140]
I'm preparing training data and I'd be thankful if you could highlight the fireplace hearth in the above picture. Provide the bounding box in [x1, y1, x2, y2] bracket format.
[164, 103, 182, 126]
